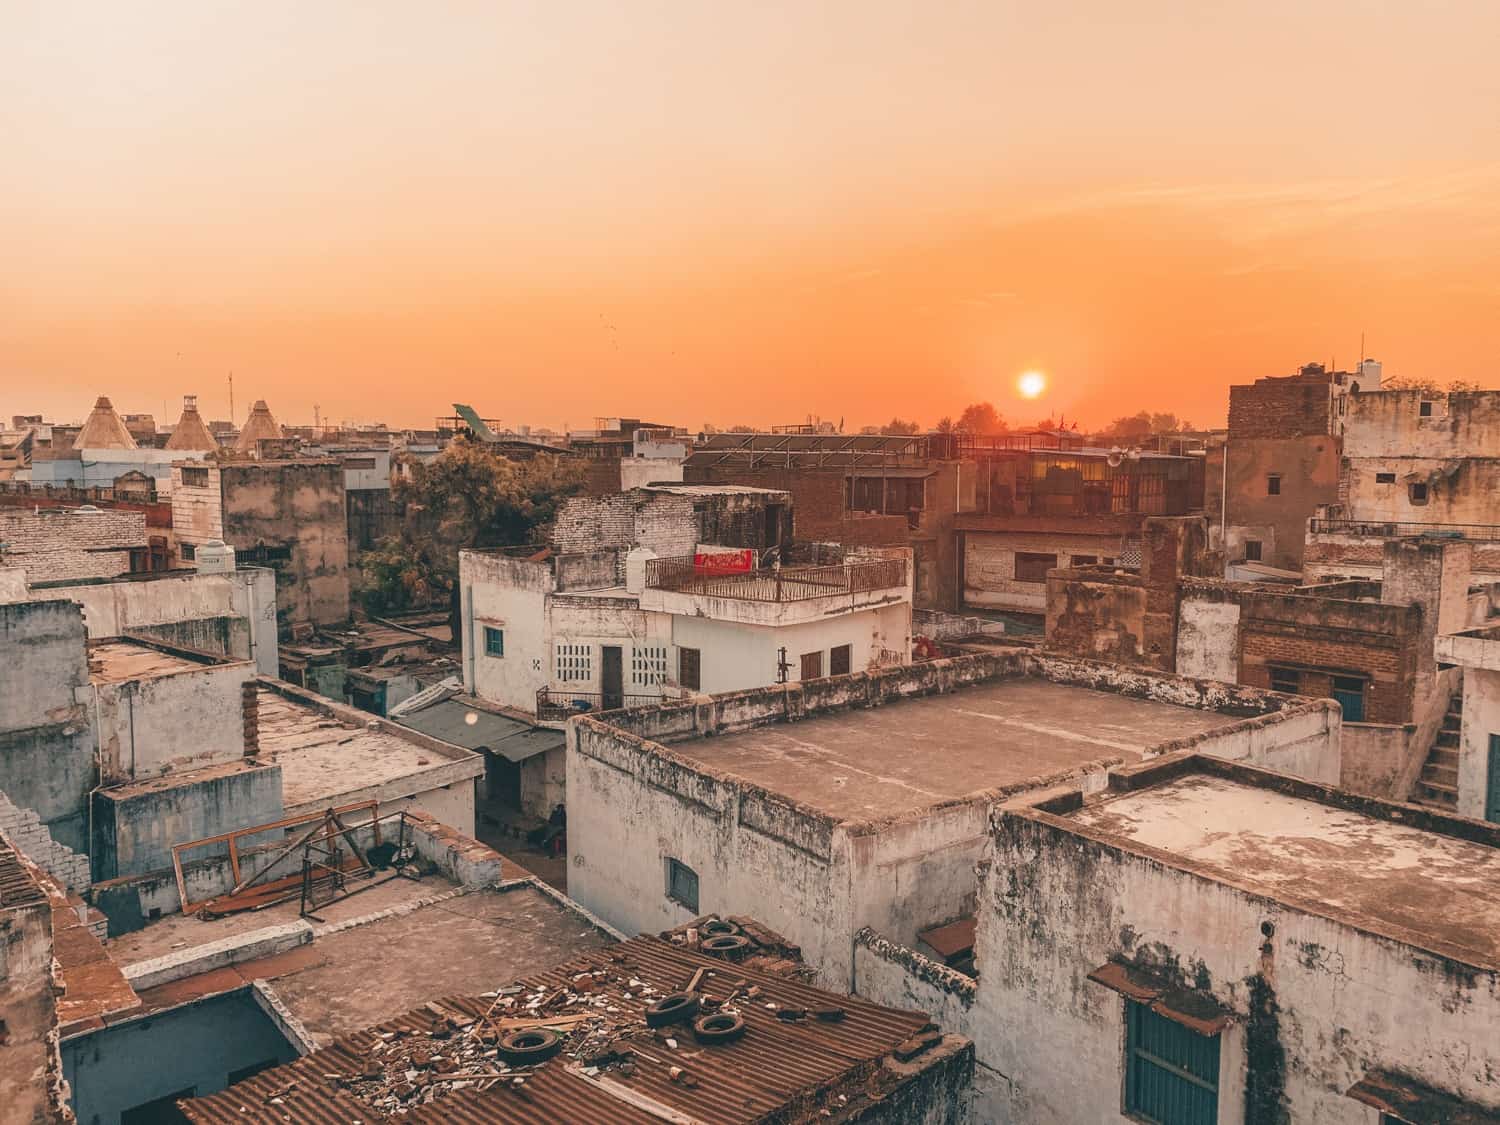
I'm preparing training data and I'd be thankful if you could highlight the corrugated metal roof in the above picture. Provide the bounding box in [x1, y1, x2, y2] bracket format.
[394, 700, 563, 764]
[180, 932, 950, 1124]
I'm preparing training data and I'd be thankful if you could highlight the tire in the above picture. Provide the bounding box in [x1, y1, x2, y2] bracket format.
[692, 1012, 747, 1045]
[701, 934, 752, 959]
[644, 992, 701, 1028]
[496, 1028, 563, 1065]
[701, 919, 740, 937]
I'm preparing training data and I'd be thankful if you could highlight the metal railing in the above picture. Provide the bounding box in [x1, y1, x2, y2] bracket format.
[536, 688, 661, 721]
[1309, 518, 1500, 542]
[644, 555, 908, 602]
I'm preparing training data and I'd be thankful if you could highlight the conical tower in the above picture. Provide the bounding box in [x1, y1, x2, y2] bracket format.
[234, 400, 283, 452]
[75, 396, 138, 450]
[165, 394, 219, 451]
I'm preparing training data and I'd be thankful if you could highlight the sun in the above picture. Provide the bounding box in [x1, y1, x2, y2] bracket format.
[1018, 370, 1047, 399]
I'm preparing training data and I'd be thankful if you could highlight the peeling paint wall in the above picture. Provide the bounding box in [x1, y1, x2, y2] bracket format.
[1176, 586, 1243, 682]
[92, 658, 257, 782]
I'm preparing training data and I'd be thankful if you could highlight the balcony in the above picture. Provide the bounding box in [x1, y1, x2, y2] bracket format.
[536, 688, 662, 722]
[643, 555, 908, 603]
[1309, 518, 1500, 542]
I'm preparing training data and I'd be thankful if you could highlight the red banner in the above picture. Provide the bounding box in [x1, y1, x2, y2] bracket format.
[693, 549, 754, 574]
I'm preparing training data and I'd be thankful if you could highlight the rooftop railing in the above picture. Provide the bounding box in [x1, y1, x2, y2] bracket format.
[536, 688, 660, 721]
[1309, 518, 1500, 542]
[644, 555, 908, 603]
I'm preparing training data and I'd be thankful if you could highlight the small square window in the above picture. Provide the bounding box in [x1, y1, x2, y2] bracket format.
[1014, 551, 1058, 583]
[1375, 472, 1396, 484]
[1409, 482, 1429, 505]
[1244, 540, 1262, 562]
[1419, 401, 1433, 417]
[484, 626, 504, 657]
[829, 644, 852, 676]
[1266, 474, 1281, 496]
[666, 857, 699, 912]
[1270, 667, 1299, 694]
[180, 542, 196, 561]
[1071, 554, 1099, 567]
[181, 466, 210, 488]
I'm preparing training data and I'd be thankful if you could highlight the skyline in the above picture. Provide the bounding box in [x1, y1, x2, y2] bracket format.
[6, 2, 1500, 430]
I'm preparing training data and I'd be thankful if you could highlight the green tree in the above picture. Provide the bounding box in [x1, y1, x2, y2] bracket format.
[362, 440, 586, 631]
[956, 402, 1007, 434]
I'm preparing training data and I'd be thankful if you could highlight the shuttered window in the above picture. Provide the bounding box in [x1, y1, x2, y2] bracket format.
[678, 647, 701, 691]
[1125, 1000, 1220, 1124]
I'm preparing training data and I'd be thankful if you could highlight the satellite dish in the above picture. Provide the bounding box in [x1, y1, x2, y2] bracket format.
[1107, 446, 1124, 468]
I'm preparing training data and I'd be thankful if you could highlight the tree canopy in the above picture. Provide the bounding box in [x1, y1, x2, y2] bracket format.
[955, 402, 1007, 435]
[360, 440, 585, 615]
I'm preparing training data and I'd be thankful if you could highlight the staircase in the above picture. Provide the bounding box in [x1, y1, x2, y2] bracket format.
[1412, 693, 1463, 812]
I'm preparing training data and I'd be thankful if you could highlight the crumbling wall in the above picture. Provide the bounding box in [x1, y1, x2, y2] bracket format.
[0, 508, 147, 582]
[0, 600, 97, 852]
[1176, 581, 1243, 682]
[1044, 569, 1151, 666]
[974, 812, 1500, 1124]
[0, 839, 64, 1125]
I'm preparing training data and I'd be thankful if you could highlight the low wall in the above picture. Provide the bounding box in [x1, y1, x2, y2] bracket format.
[1340, 722, 1414, 799]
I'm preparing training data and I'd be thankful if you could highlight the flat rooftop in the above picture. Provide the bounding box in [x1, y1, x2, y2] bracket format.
[667, 678, 1234, 821]
[1063, 770, 1500, 969]
[118, 877, 614, 1047]
[88, 639, 221, 683]
[256, 687, 481, 811]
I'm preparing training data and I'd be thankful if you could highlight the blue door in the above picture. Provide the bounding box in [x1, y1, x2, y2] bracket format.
[1331, 676, 1366, 723]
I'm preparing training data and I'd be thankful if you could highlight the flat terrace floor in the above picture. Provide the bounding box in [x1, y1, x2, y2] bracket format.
[667, 678, 1234, 821]
[1068, 773, 1500, 970]
[88, 639, 212, 683]
[122, 879, 614, 1046]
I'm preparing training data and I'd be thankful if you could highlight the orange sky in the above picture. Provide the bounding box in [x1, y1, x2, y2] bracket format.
[5, 2, 1500, 432]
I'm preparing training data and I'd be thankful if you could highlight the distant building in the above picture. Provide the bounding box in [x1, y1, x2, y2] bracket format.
[0, 505, 150, 581]
[171, 458, 351, 634]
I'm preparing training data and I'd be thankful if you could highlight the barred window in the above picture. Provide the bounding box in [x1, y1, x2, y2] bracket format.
[555, 643, 592, 683]
[631, 645, 669, 686]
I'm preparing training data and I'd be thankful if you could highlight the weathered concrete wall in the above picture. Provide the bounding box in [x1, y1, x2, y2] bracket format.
[963, 527, 1128, 613]
[552, 488, 790, 558]
[1458, 664, 1500, 820]
[62, 987, 299, 1125]
[0, 600, 97, 852]
[518, 744, 566, 819]
[1339, 721, 1413, 799]
[1176, 583, 1243, 682]
[25, 567, 279, 675]
[1044, 569, 1151, 666]
[1344, 388, 1500, 460]
[93, 657, 256, 782]
[967, 809, 1500, 1124]
[92, 763, 284, 881]
[461, 550, 554, 712]
[0, 840, 63, 1125]
[1222, 435, 1339, 571]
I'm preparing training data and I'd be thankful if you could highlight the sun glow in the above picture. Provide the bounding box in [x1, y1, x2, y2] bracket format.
[1018, 371, 1047, 399]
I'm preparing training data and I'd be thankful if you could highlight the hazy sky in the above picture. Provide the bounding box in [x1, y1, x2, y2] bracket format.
[5, 1, 1500, 431]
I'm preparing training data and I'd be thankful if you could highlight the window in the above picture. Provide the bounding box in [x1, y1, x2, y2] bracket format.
[1072, 554, 1099, 567]
[631, 645, 669, 686]
[1409, 482, 1429, 505]
[829, 644, 852, 676]
[241, 544, 291, 563]
[1266, 474, 1281, 496]
[181, 466, 209, 488]
[1270, 666, 1300, 694]
[342, 456, 377, 470]
[678, 647, 701, 691]
[1375, 472, 1396, 484]
[1014, 551, 1058, 583]
[1419, 400, 1433, 417]
[180, 542, 196, 561]
[1101, 556, 1117, 566]
[666, 858, 699, 911]
[484, 626, 505, 657]
[1244, 540, 1262, 562]
[800, 651, 824, 680]
[1125, 999, 1220, 1123]
[556, 643, 592, 683]
[1331, 675, 1365, 723]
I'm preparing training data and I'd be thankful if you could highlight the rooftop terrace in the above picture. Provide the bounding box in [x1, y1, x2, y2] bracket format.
[1053, 760, 1500, 970]
[88, 638, 227, 683]
[659, 676, 1235, 821]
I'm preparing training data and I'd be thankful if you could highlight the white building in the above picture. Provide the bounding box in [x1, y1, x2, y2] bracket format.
[458, 484, 912, 722]
[1435, 623, 1500, 822]
[565, 650, 1341, 991]
[855, 751, 1500, 1123]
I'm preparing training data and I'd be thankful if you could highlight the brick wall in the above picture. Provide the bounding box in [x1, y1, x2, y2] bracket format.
[552, 493, 642, 554]
[0, 509, 147, 581]
[1227, 374, 1334, 439]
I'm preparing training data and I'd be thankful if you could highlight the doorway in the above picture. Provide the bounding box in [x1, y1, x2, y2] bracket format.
[602, 646, 624, 710]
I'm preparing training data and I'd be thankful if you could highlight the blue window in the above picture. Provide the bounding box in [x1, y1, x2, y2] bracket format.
[483, 627, 504, 657]
[1125, 1000, 1220, 1124]
[666, 858, 699, 912]
[1487, 734, 1500, 824]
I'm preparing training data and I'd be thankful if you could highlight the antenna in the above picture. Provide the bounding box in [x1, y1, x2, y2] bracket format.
[1360, 330, 1365, 363]
[228, 372, 235, 422]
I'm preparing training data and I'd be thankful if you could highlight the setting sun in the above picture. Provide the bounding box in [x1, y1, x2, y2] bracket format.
[1018, 371, 1047, 399]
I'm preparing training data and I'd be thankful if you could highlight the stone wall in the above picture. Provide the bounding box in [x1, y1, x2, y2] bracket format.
[0, 508, 147, 582]
[1226, 372, 1334, 439]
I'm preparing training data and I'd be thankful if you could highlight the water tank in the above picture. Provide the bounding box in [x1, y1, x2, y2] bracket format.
[1358, 359, 1382, 391]
[196, 539, 237, 574]
[625, 546, 656, 595]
